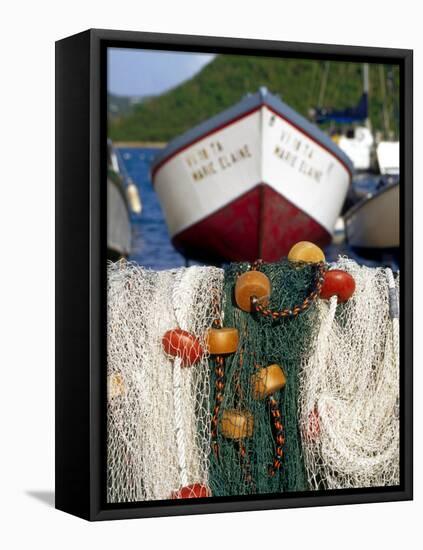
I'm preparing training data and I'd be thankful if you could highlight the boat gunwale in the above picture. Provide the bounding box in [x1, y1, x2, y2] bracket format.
[150, 90, 354, 180]
[108, 170, 131, 215]
[344, 179, 399, 222]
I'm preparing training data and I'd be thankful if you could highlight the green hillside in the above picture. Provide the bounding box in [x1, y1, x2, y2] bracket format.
[108, 55, 399, 142]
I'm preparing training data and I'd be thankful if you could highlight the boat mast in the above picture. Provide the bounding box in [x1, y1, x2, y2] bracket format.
[379, 64, 391, 139]
[318, 61, 330, 108]
[363, 63, 371, 131]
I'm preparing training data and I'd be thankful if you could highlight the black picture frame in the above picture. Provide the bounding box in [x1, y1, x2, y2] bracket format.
[55, 28, 413, 521]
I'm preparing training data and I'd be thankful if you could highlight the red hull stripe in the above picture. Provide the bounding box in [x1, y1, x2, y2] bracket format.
[151, 105, 353, 181]
[172, 184, 331, 262]
[171, 183, 331, 263]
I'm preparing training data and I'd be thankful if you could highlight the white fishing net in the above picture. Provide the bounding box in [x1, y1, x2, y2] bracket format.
[107, 261, 224, 503]
[299, 257, 400, 490]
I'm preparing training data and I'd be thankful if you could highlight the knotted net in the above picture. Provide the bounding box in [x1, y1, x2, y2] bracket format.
[209, 260, 320, 496]
[299, 257, 400, 489]
[107, 261, 223, 502]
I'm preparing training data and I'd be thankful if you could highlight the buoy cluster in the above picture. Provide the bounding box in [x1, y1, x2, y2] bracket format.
[161, 241, 356, 498]
[234, 241, 355, 315]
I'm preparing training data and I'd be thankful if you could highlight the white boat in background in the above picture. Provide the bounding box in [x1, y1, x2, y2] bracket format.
[376, 141, 399, 175]
[343, 97, 400, 252]
[345, 179, 399, 249]
[107, 141, 131, 260]
[151, 88, 353, 263]
[337, 126, 374, 172]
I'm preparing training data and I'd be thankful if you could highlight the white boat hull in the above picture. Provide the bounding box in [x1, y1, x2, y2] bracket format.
[152, 90, 352, 262]
[108, 177, 131, 258]
[345, 182, 399, 249]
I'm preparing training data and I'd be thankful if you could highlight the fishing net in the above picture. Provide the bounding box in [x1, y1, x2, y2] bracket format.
[107, 255, 400, 502]
[208, 260, 320, 496]
[107, 260, 224, 502]
[299, 257, 400, 489]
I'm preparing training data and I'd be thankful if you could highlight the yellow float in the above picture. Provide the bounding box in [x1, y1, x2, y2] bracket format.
[288, 241, 325, 264]
[220, 409, 254, 439]
[205, 327, 239, 355]
[252, 364, 286, 399]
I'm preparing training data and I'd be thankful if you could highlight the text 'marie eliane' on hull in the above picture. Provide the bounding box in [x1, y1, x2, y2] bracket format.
[152, 89, 353, 263]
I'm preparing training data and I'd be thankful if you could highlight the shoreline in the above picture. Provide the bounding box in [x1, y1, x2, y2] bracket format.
[114, 141, 167, 149]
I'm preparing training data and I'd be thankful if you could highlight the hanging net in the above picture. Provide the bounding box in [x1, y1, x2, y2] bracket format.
[107, 261, 223, 502]
[208, 260, 320, 496]
[299, 257, 400, 490]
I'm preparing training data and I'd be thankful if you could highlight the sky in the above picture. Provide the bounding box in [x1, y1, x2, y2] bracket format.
[108, 48, 215, 97]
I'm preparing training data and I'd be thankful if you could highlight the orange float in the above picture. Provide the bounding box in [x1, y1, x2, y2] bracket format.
[220, 409, 254, 439]
[252, 364, 286, 400]
[234, 270, 271, 312]
[205, 327, 239, 355]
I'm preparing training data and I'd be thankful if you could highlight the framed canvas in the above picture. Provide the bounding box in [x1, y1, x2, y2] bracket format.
[55, 28, 413, 521]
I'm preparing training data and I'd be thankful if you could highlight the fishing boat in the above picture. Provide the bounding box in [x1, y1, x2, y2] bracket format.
[151, 88, 353, 263]
[344, 178, 399, 250]
[336, 126, 374, 172]
[343, 144, 400, 252]
[344, 134, 399, 251]
[107, 141, 132, 260]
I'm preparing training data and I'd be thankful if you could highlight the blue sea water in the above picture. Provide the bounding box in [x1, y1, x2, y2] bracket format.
[117, 147, 189, 270]
[117, 147, 398, 271]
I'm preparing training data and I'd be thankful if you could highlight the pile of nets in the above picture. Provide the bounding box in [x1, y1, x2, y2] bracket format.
[299, 258, 400, 489]
[107, 261, 223, 502]
[107, 257, 400, 502]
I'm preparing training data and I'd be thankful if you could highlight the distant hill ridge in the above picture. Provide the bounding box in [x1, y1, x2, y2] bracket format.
[109, 55, 399, 142]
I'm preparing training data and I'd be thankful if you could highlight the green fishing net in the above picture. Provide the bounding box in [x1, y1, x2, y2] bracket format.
[208, 259, 319, 496]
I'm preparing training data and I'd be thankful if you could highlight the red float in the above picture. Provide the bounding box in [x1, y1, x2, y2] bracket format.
[320, 269, 356, 303]
[162, 328, 203, 366]
[170, 483, 211, 499]
[304, 407, 320, 443]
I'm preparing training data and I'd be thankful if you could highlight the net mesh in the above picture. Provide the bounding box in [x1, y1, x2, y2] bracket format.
[298, 257, 400, 489]
[107, 260, 223, 502]
[107, 256, 400, 501]
[208, 260, 319, 496]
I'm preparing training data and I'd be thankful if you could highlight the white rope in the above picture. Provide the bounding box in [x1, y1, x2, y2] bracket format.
[170, 267, 204, 489]
[317, 295, 338, 349]
[172, 356, 188, 487]
[386, 267, 400, 371]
